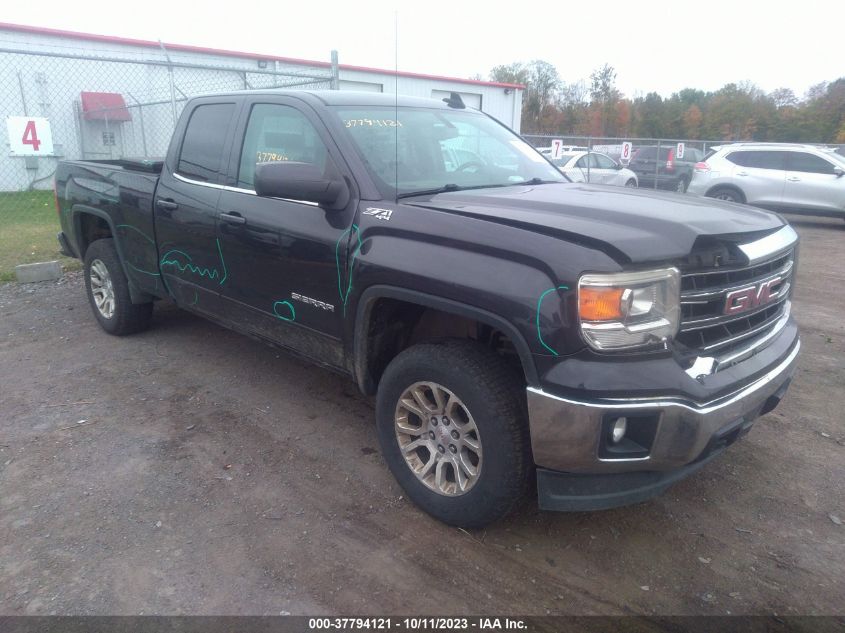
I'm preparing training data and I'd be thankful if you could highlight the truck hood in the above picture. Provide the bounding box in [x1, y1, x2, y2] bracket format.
[404, 182, 785, 264]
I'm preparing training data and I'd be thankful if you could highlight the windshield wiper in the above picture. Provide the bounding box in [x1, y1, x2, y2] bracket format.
[396, 184, 462, 199]
[396, 183, 508, 200]
[512, 177, 564, 186]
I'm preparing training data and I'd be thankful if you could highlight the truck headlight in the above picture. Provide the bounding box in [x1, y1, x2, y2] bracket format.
[578, 268, 680, 351]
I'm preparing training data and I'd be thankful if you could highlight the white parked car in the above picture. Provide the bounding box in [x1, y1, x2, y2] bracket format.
[538, 145, 588, 156]
[687, 143, 845, 219]
[552, 151, 638, 187]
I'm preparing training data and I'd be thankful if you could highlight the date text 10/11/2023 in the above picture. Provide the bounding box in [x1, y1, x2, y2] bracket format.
[307, 617, 529, 630]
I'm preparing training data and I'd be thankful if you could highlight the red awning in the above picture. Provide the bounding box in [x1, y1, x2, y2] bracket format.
[80, 92, 132, 121]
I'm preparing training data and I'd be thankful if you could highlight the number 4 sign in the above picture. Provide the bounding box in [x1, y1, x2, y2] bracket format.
[6, 116, 54, 156]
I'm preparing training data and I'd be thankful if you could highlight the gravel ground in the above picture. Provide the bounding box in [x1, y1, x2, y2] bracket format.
[0, 215, 843, 616]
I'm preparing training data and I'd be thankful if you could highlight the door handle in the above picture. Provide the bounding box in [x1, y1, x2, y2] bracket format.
[219, 212, 246, 225]
[736, 171, 748, 176]
[787, 177, 801, 182]
[156, 198, 179, 211]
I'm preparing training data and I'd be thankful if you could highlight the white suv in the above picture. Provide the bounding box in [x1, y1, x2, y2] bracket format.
[688, 143, 845, 219]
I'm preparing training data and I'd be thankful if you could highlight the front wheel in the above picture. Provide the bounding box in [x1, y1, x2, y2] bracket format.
[375, 340, 531, 528]
[625, 178, 638, 188]
[84, 238, 153, 335]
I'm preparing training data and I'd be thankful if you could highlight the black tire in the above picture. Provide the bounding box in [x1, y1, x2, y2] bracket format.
[676, 177, 689, 193]
[707, 186, 745, 204]
[375, 340, 531, 528]
[83, 238, 153, 336]
[625, 178, 638, 188]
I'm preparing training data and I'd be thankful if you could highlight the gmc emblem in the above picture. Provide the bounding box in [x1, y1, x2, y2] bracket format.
[724, 276, 783, 315]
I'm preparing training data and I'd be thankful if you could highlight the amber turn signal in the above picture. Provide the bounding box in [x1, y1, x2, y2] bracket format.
[579, 287, 625, 321]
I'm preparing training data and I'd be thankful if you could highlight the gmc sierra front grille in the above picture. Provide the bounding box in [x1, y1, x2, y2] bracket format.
[676, 250, 794, 356]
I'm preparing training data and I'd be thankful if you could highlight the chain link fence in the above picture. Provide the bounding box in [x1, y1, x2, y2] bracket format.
[0, 42, 336, 279]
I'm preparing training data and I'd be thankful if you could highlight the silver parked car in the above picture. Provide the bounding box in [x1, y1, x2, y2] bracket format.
[688, 143, 845, 219]
[551, 151, 638, 187]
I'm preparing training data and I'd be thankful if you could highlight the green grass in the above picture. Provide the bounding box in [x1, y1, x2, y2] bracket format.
[0, 190, 81, 282]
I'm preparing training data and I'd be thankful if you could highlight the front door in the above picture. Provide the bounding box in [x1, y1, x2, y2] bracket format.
[782, 151, 845, 213]
[214, 99, 358, 368]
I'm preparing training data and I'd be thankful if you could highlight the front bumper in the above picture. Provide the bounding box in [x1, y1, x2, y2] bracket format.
[528, 337, 799, 510]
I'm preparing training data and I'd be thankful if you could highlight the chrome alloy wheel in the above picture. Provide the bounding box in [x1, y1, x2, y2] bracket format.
[394, 382, 482, 496]
[89, 259, 115, 319]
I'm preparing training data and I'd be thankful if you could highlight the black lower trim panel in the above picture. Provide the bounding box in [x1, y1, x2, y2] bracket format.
[536, 449, 724, 512]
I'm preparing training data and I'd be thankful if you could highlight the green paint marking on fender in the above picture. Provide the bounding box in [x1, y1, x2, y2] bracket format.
[116, 223, 156, 245]
[116, 225, 160, 278]
[272, 300, 296, 322]
[160, 238, 228, 285]
[335, 224, 363, 317]
[536, 285, 569, 356]
[124, 260, 161, 277]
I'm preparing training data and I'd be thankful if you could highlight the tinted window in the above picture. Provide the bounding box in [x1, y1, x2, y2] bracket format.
[632, 147, 657, 160]
[787, 152, 837, 175]
[237, 104, 330, 190]
[726, 151, 786, 170]
[680, 147, 702, 162]
[575, 155, 590, 169]
[177, 103, 236, 182]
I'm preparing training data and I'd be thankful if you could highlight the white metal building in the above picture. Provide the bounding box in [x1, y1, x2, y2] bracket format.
[0, 22, 524, 191]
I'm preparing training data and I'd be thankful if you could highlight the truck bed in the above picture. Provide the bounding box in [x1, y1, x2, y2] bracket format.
[56, 158, 165, 301]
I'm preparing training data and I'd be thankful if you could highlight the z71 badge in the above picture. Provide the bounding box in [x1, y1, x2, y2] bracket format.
[363, 207, 393, 221]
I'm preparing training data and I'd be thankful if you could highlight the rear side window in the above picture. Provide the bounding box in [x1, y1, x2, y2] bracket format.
[681, 147, 702, 162]
[787, 152, 837, 175]
[725, 151, 786, 170]
[632, 147, 657, 160]
[177, 103, 236, 182]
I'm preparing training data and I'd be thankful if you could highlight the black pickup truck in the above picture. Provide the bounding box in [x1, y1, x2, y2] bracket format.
[55, 90, 800, 528]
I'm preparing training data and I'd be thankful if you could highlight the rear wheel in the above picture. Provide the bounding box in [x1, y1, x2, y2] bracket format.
[707, 186, 745, 204]
[625, 178, 638, 188]
[676, 177, 689, 193]
[84, 238, 153, 335]
[375, 340, 531, 528]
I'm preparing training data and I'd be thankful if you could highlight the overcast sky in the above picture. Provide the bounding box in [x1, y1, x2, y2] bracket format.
[3, 0, 843, 98]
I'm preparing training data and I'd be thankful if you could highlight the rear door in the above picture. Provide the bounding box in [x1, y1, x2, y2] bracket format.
[723, 150, 786, 207]
[782, 151, 845, 213]
[213, 97, 358, 368]
[155, 98, 240, 308]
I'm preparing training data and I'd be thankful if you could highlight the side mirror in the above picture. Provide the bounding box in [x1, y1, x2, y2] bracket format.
[834, 167, 844, 178]
[615, 163, 623, 170]
[254, 161, 349, 209]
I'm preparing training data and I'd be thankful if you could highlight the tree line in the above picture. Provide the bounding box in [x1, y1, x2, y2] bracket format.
[488, 61, 845, 142]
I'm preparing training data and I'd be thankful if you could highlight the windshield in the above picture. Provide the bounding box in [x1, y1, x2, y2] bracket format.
[331, 106, 566, 198]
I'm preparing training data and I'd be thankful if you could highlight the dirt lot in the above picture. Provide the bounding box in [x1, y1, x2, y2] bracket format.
[1, 216, 843, 616]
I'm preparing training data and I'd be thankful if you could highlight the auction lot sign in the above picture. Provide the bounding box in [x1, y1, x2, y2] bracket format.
[6, 116, 54, 156]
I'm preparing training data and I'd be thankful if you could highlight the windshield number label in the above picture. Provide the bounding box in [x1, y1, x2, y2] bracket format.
[343, 119, 403, 128]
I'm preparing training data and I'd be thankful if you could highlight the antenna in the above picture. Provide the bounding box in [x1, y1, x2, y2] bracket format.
[394, 10, 399, 203]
